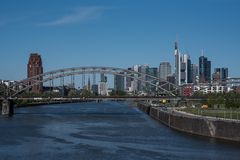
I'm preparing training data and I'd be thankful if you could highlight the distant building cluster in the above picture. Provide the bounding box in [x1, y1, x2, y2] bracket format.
[0, 80, 16, 87]
[2, 41, 240, 97]
[173, 42, 238, 96]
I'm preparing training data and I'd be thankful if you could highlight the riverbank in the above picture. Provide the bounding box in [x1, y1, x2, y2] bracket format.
[137, 103, 240, 142]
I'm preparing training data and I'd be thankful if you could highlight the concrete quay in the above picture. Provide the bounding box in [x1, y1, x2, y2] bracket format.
[137, 103, 240, 142]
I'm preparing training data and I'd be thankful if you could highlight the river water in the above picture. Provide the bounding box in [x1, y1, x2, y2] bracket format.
[0, 102, 240, 160]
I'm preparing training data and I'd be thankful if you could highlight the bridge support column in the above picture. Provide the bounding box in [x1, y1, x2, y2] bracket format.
[1, 99, 14, 117]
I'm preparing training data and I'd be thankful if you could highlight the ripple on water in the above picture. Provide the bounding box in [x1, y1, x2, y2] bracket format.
[0, 102, 240, 160]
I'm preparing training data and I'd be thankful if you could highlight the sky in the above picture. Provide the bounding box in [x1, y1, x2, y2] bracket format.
[0, 0, 240, 81]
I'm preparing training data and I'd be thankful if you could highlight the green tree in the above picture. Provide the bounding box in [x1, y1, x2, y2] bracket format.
[80, 89, 93, 97]
[68, 89, 79, 97]
[109, 90, 127, 96]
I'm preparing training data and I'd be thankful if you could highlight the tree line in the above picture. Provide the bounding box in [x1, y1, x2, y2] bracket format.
[207, 92, 240, 109]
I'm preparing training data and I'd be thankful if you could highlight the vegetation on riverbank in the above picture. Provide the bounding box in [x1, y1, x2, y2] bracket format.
[179, 93, 240, 120]
[206, 92, 240, 109]
[179, 108, 240, 120]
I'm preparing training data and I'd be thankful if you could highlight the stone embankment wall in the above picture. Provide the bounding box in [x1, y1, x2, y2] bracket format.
[137, 103, 151, 114]
[138, 104, 240, 142]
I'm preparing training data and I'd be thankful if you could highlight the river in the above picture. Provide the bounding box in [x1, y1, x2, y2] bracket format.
[0, 102, 240, 160]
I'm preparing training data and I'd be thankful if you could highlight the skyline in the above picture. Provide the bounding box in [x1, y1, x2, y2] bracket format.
[1, 0, 240, 80]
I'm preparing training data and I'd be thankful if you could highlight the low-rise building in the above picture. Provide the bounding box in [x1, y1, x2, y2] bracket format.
[193, 84, 224, 94]
[182, 84, 194, 97]
[226, 78, 240, 92]
[0, 80, 16, 87]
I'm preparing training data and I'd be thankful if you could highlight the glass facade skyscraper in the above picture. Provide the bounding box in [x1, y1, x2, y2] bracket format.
[159, 62, 171, 81]
[214, 68, 228, 82]
[199, 56, 211, 83]
[148, 67, 158, 91]
[114, 72, 125, 91]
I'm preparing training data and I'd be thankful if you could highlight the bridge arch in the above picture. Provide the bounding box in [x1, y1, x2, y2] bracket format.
[5, 66, 179, 97]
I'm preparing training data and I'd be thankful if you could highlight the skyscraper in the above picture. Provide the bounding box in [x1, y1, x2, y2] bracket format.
[174, 42, 191, 85]
[187, 58, 192, 83]
[27, 53, 43, 93]
[174, 42, 181, 86]
[87, 76, 91, 91]
[99, 73, 107, 95]
[130, 65, 140, 92]
[199, 56, 211, 83]
[191, 64, 199, 84]
[91, 84, 98, 95]
[213, 68, 228, 82]
[114, 72, 125, 91]
[100, 73, 107, 82]
[148, 67, 158, 91]
[180, 54, 189, 84]
[126, 68, 133, 90]
[206, 61, 211, 83]
[159, 62, 171, 80]
[138, 65, 149, 91]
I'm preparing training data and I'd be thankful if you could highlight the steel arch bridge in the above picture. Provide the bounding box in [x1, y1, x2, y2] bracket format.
[2, 66, 179, 98]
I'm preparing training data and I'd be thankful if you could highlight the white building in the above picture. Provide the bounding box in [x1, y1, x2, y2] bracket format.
[194, 84, 224, 94]
[98, 82, 108, 96]
[174, 42, 191, 86]
[129, 65, 140, 92]
[0, 80, 16, 87]
[226, 78, 240, 92]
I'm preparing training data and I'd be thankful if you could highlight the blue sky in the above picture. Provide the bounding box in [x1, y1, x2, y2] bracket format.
[0, 0, 240, 81]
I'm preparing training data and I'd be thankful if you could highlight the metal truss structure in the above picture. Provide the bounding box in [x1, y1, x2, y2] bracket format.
[2, 66, 179, 97]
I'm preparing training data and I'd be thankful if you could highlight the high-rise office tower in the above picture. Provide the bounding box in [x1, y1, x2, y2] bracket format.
[148, 67, 158, 91]
[181, 54, 192, 84]
[126, 68, 133, 90]
[206, 61, 211, 83]
[114, 72, 125, 91]
[191, 64, 199, 84]
[174, 42, 181, 86]
[187, 57, 192, 83]
[199, 56, 211, 83]
[130, 65, 140, 92]
[87, 76, 91, 91]
[174, 42, 191, 85]
[213, 68, 228, 82]
[91, 84, 98, 95]
[27, 53, 43, 93]
[159, 62, 171, 80]
[99, 73, 107, 95]
[138, 65, 149, 91]
[180, 54, 189, 84]
[148, 67, 158, 79]
[100, 73, 107, 82]
[212, 72, 221, 83]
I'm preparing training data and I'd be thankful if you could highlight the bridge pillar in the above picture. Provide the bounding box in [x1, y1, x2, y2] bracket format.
[1, 99, 14, 117]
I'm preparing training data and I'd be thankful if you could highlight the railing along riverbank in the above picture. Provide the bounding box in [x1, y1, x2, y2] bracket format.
[137, 103, 240, 142]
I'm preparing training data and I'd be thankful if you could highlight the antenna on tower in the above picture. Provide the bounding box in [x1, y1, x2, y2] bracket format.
[175, 34, 179, 50]
[201, 49, 204, 56]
